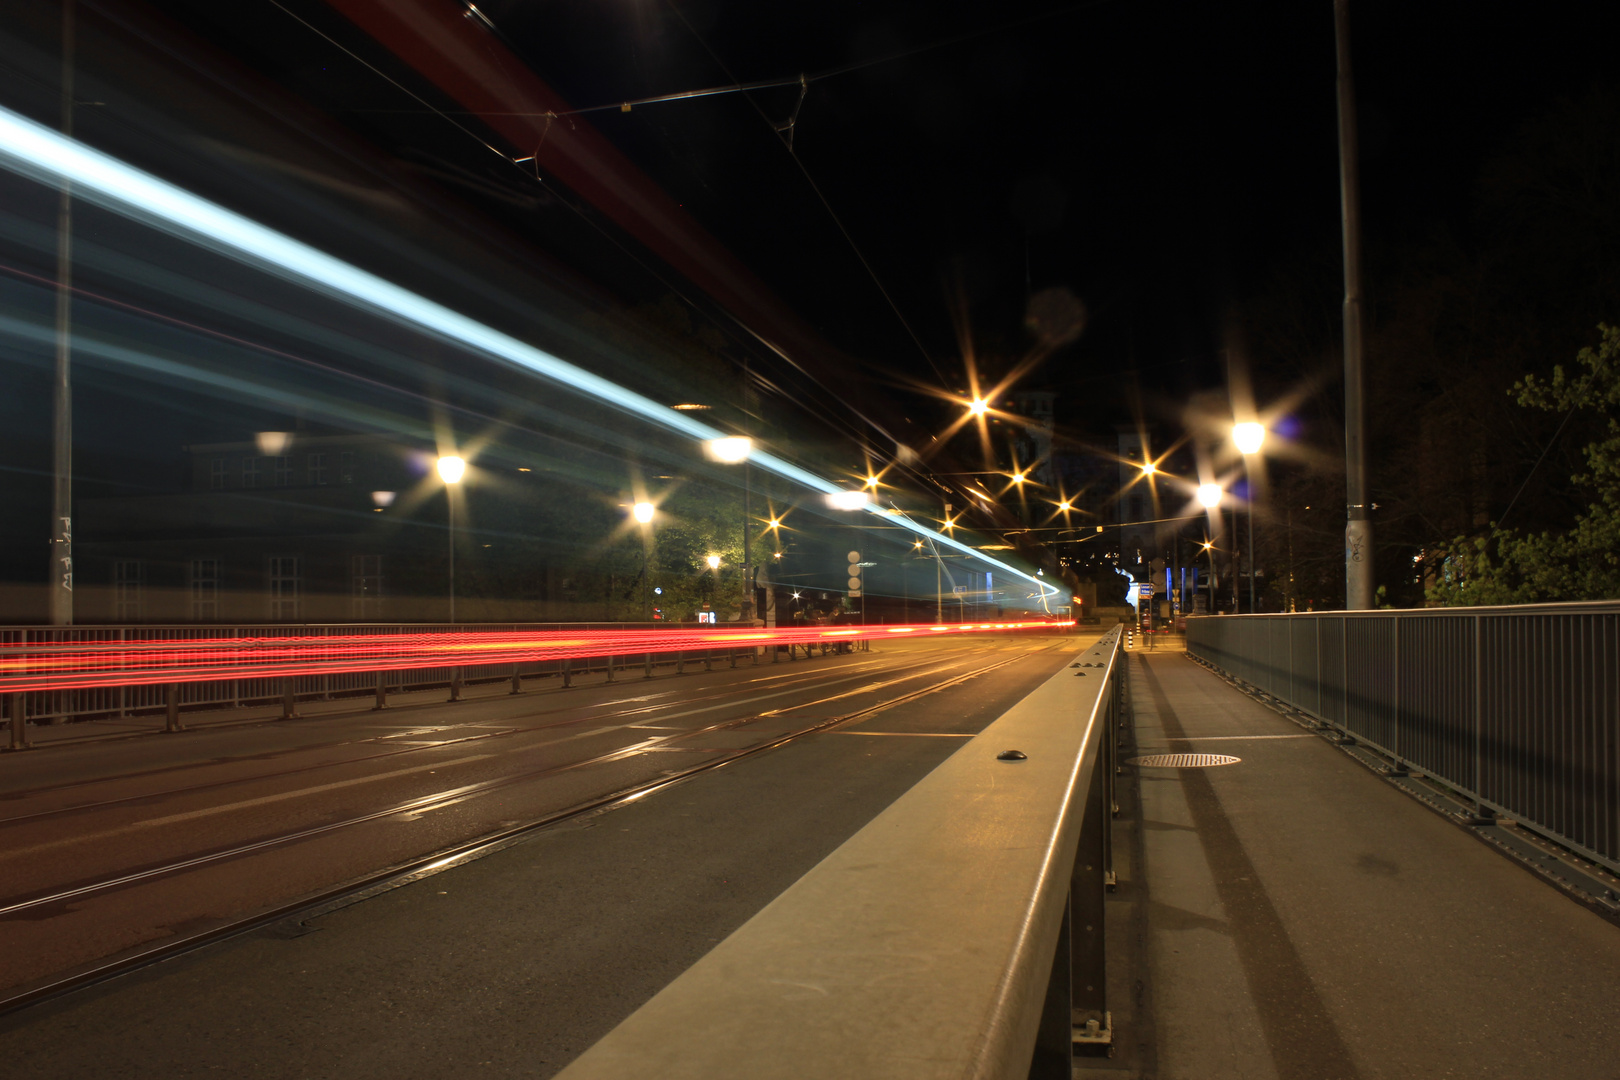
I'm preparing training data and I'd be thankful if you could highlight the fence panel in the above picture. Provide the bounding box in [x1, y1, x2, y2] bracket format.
[1187, 603, 1620, 875]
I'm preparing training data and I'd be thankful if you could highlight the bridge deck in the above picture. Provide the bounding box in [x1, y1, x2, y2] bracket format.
[1100, 649, 1620, 1080]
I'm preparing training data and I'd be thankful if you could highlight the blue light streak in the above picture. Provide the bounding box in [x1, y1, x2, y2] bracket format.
[0, 105, 1060, 600]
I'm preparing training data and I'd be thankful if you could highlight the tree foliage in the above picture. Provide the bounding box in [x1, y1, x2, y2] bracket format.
[1427, 324, 1620, 604]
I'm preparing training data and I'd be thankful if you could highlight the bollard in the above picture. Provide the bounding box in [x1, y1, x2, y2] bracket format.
[644, 652, 654, 679]
[729, 648, 737, 669]
[772, 643, 779, 664]
[449, 667, 463, 702]
[676, 652, 685, 675]
[373, 671, 388, 710]
[281, 678, 300, 720]
[563, 658, 572, 688]
[606, 654, 616, 683]
[6, 692, 29, 752]
[703, 650, 712, 672]
[511, 665, 524, 695]
[164, 684, 184, 733]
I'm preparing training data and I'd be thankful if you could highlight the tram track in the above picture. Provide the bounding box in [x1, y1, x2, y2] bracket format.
[0, 649, 965, 826]
[0, 644, 1054, 1018]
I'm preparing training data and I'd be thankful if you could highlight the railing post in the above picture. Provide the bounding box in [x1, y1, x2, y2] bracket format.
[676, 651, 685, 675]
[1471, 613, 1493, 823]
[704, 650, 712, 672]
[373, 671, 388, 710]
[606, 654, 616, 683]
[1390, 616, 1406, 773]
[6, 693, 30, 751]
[511, 664, 523, 695]
[644, 652, 654, 679]
[449, 666, 463, 702]
[563, 658, 573, 688]
[164, 683, 183, 733]
[1069, 712, 1112, 1057]
[281, 677, 300, 720]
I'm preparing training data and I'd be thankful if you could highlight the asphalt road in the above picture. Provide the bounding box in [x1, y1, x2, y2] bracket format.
[0, 630, 1090, 1078]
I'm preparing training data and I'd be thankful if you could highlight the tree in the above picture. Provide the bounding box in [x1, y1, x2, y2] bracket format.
[1427, 325, 1620, 604]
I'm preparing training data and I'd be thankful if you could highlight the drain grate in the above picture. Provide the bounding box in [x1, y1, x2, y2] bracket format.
[1127, 753, 1241, 768]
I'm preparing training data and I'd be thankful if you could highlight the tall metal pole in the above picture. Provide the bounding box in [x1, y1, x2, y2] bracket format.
[741, 459, 752, 623]
[1336, 0, 1374, 609]
[1247, 477, 1256, 613]
[447, 487, 456, 623]
[50, 0, 75, 626]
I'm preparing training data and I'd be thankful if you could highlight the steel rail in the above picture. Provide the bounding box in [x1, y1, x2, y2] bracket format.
[0, 648, 1044, 1018]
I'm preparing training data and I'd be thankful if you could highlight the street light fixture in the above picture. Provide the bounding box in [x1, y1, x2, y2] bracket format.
[436, 455, 466, 622]
[1232, 423, 1267, 612]
[827, 490, 869, 510]
[1196, 483, 1222, 509]
[968, 397, 989, 417]
[631, 502, 656, 618]
[706, 554, 722, 570]
[1141, 461, 1157, 476]
[703, 436, 752, 463]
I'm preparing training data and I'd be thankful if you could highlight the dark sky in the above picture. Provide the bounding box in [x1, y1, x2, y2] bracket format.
[94, 0, 1619, 442]
[411, 0, 1620, 431]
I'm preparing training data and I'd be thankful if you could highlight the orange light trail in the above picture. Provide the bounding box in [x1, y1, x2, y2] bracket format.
[0, 621, 1075, 693]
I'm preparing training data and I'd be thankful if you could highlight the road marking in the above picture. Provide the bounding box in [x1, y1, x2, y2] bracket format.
[832, 731, 975, 738]
[0, 753, 493, 861]
[1167, 734, 1314, 741]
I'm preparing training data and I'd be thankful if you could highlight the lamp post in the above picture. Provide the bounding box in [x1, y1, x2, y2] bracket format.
[1233, 423, 1266, 613]
[704, 436, 753, 623]
[1196, 484, 1223, 615]
[437, 455, 466, 622]
[633, 501, 655, 619]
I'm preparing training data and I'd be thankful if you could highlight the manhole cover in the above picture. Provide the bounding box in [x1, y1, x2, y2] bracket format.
[1127, 753, 1241, 768]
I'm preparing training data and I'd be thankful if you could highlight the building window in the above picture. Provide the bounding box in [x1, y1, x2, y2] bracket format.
[339, 451, 355, 485]
[269, 556, 301, 620]
[273, 456, 292, 486]
[114, 560, 144, 621]
[308, 453, 327, 486]
[190, 558, 219, 621]
[351, 554, 383, 618]
[210, 458, 229, 489]
[241, 457, 260, 488]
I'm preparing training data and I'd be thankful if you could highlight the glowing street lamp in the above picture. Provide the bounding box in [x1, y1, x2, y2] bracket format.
[967, 397, 990, 417]
[436, 455, 466, 622]
[703, 436, 752, 463]
[1197, 483, 1223, 508]
[827, 490, 870, 511]
[1233, 422, 1266, 456]
[706, 554, 722, 570]
[631, 502, 656, 618]
[1141, 461, 1158, 476]
[1232, 422, 1267, 612]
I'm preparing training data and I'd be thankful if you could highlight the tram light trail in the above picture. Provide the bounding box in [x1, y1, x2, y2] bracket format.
[0, 105, 1061, 603]
[0, 621, 1074, 694]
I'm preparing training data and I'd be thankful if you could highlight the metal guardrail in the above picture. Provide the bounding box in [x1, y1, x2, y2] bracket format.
[551, 626, 1123, 1080]
[1186, 604, 1620, 875]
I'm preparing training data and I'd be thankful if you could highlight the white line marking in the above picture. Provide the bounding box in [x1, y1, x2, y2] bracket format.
[833, 731, 975, 738]
[0, 753, 494, 860]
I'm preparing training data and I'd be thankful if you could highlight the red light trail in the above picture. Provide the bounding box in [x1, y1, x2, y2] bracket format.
[0, 621, 1073, 693]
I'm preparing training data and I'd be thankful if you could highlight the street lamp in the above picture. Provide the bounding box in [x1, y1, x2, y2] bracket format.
[1232, 423, 1266, 611]
[706, 554, 722, 570]
[632, 502, 655, 618]
[968, 397, 989, 417]
[436, 455, 466, 622]
[1196, 483, 1222, 509]
[703, 436, 754, 623]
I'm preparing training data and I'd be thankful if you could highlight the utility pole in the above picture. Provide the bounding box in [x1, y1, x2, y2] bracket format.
[1336, 0, 1374, 609]
[50, 0, 75, 625]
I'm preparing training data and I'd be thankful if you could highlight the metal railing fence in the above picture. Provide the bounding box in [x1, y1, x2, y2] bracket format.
[1186, 604, 1620, 874]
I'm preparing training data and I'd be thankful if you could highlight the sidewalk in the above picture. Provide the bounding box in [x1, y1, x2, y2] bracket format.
[1101, 650, 1620, 1080]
